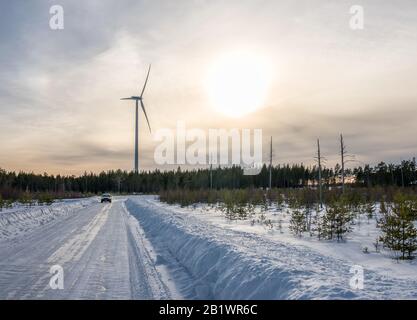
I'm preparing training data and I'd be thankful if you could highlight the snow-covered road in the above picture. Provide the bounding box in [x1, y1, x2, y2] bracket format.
[0, 198, 173, 299]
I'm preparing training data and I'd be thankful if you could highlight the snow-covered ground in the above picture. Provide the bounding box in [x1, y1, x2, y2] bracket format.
[0, 198, 97, 240]
[153, 200, 417, 281]
[127, 196, 417, 299]
[0, 195, 416, 299]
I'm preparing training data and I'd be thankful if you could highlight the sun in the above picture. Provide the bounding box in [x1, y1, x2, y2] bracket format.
[205, 51, 272, 118]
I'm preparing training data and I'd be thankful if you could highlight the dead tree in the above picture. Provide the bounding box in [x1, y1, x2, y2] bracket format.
[314, 138, 326, 209]
[339, 134, 355, 193]
[317, 139, 323, 209]
[209, 154, 213, 190]
[340, 134, 346, 193]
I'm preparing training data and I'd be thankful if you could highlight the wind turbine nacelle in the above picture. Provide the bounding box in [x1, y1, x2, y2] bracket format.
[131, 96, 142, 100]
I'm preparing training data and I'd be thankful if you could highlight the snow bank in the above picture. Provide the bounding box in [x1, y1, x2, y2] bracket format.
[0, 198, 97, 240]
[126, 196, 417, 300]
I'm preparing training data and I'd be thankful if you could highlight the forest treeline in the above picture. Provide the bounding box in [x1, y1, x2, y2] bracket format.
[0, 158, 416, 200]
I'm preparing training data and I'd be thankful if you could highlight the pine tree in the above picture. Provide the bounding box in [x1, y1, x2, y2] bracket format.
[322, 199, 353, 241]
[277, 218, 284, 233]
[376, 198, 388, 228]
[222, 191, 236, 220]
[289, 209, 306, 237]
[246, 202, 255, 219]
[380, 199, 388, 215]
[275, 193, 284, 212]
[379, 195, 417, 259]
[261, 193, 269, 213]
[311, 211, 322, 238]
[365, 202, 375, 223]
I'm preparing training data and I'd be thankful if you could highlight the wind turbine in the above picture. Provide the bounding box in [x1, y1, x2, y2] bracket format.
[121, 65, 152, 173]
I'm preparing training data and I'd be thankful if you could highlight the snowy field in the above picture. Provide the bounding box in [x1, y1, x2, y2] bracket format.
[0, 195, 416, 299]
[128, 196, 417, 299]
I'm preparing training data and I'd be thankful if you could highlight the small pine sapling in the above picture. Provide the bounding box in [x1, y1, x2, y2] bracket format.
[289, 209, 306, 237]
[379, 194, 417, 260]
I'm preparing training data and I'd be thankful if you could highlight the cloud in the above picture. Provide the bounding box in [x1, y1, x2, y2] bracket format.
[0, 0, 416, 174]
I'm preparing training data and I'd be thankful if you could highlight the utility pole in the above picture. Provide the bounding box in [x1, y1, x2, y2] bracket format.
[209, 153, 213, 190]
[269, 136, 272, 189]
[210, 163, 213, 190]
[317, 139, 323, 209]
[340, 134, 345, 192]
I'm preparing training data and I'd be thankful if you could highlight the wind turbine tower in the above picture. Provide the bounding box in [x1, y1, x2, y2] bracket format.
[121, 65, 152, 173]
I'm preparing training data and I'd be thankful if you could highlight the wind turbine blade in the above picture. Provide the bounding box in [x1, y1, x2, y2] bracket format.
[140, 100, 152, 133]
[120, 97, 134, 100]
[140, 64, 151, 97]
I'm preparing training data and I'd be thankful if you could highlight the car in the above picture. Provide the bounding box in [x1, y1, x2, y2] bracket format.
[101, 193, 112, 203]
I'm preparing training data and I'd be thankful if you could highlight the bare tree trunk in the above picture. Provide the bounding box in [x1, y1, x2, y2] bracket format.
[340, 134, 346, 193]
[210, 164, 213, 190]
[317, 139, 323, 209]
[209, 154, 213, 190]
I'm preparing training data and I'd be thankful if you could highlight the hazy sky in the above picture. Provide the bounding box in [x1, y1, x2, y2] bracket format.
[0, 0, 416, 175]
